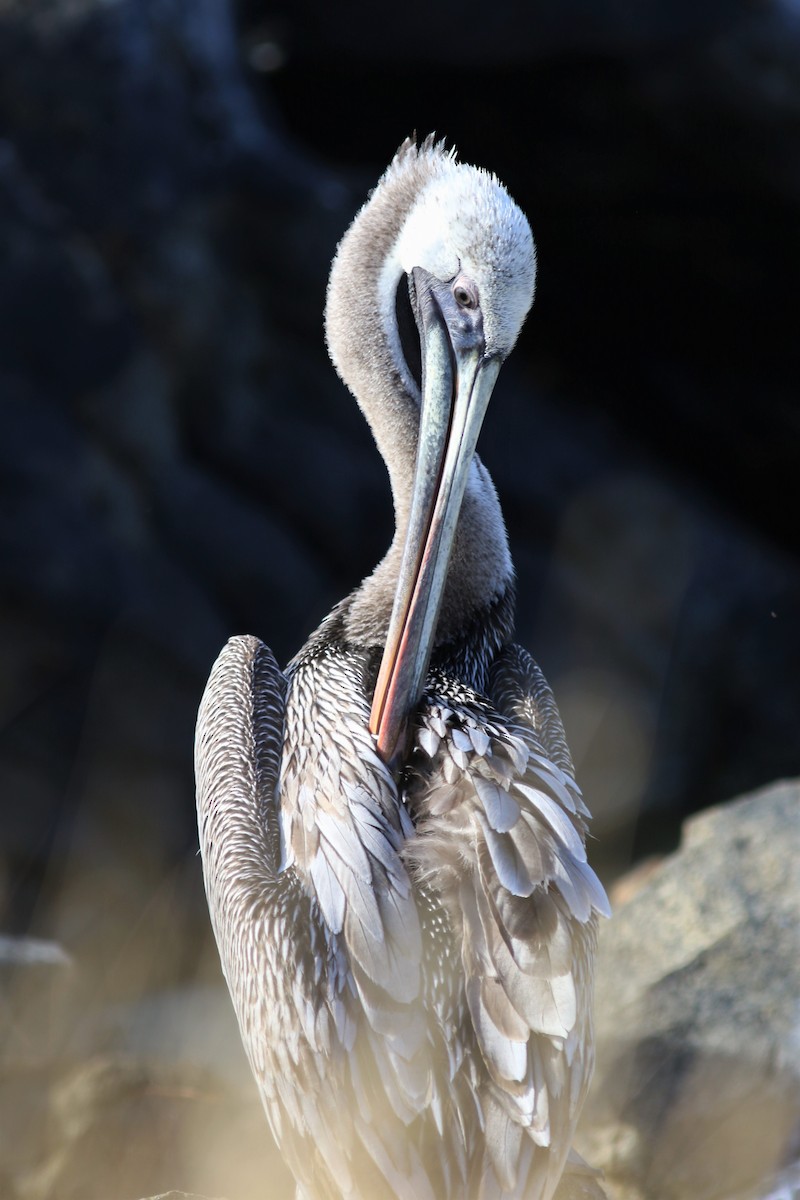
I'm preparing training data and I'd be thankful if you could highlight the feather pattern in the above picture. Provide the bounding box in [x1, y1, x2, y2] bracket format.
[196, 625, 608, 1200]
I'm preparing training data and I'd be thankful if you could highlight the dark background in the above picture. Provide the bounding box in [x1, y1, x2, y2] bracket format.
[1, 0, 798, 1012]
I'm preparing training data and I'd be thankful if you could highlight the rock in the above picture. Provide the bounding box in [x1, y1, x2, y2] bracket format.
[0, 935, 72, 1068]
[0, 937, 73, 1197]
[139, 1193, 224, 1200]
[555, 1164, 610, 1199]
[745, 1161, 800, 1200]
[16, 1056, 290, 1200]
[139, 1193, 225, 1200]
[555, 1180, 608, 1200]
[95, 983, 255, 1090]
[0, 0, 348, 965]
[578, 779, 800, 1200]
[261, 0, 733, 66]
[0, 935, 70, 968]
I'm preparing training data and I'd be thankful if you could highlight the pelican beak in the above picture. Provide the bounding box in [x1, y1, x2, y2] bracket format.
[369, 268, 501, 767]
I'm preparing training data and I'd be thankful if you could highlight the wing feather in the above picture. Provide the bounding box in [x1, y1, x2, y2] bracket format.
[405, 648, 609, 1194]
[197, 631, 607, 1200]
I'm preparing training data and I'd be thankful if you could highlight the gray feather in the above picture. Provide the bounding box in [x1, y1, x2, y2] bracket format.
[474, 774, 520, 833]
[478, 815, 536, 898]
[514, 782, 586, 863]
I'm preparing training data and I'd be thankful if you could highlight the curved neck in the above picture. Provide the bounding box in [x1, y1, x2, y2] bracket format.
[324, 144, 513, 654]
[325, 151, 425, 530]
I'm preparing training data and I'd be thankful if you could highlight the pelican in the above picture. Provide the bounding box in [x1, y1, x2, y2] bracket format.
[195, 136, 609, 1200]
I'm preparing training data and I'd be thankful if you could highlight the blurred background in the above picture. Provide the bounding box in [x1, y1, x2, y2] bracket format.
[0, 0, 798, 1196]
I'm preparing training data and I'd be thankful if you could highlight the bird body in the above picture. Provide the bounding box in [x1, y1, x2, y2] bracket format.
[196, 138, 609, 1200]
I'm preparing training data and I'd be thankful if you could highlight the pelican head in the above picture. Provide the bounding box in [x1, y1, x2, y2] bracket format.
[384, 151, 536, 366]
[325, 138, 537, 767]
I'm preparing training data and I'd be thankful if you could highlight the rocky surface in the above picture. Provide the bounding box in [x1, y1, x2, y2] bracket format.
[5, 1048, 289, 1200]
[577, 779, 800, 1200]
[139, 1193, 225, 1200]
[4, 783, 800, 1197]
[16, 1057, 284, 1200]
[0, 935, 72, 1070]
[0, 931, 288, 1199]
[1, 0, 798, 958]
[0, 937, 72, 1199]
[139, 1193, 226, 1200]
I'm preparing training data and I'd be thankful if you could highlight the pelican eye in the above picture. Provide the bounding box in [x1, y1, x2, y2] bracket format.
[453, 279, 478, 310]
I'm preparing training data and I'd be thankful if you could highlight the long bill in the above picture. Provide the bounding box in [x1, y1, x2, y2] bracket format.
[369, 280, 501, 767]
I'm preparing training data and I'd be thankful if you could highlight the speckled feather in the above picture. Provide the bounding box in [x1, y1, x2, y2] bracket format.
[195, 138, 609, 1200]
[196, 618, 608, 1200]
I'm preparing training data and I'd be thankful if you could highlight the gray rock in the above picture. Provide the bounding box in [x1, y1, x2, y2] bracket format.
[139, 1193, 225, 1200]
[16, 1056, 289, 1200]
[0, 937, 73, 1195]
[578, 779, 800, 1200]
[0, 935, 72, 1069]
[729, 1159, 800, 1200]
[555, 1165, 610, 1199]
[0, 936, 70, 969]
[272, 0, 734, 65]
[97, 983, 254, 1089]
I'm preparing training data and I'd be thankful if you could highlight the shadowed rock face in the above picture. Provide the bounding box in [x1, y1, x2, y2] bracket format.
[580, 779, 800, 1200]
[4, 786, 798, 1200]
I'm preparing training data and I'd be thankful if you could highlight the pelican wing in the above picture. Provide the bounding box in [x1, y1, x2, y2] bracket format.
[406, 647, 609, 1197]
[195, 634, 287, 937]
[197, 637, 455, 1196]
[195, 637, 313, 1143]
[490, 643, 576, 777]
[196, 637, 355, 1191]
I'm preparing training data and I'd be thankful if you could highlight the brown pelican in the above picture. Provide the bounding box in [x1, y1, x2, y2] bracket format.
[195, 137, 609, 1200]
